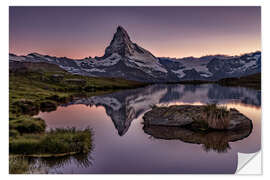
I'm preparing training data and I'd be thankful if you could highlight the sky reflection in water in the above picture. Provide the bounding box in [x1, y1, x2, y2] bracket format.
[37, 84, 261, 174]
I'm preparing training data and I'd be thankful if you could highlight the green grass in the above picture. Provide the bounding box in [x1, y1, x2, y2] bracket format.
[167, 73, 261, 90]
[9, 156, 30, 174]
[218, 73, 261, 90]
[9, 116, 46, 135]
[10, 128, 93, 156]
[9, 62, 147, 162]
[9, 62, 146, 133]
[9, 64, 146, 116]
[9, 152, 93, 174]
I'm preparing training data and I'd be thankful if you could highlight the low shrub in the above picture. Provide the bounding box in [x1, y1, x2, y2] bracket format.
[9, 129, 20, 138]
[12, 100, 39, 115]
[201, 104, 230, 129]
[9, 156, 30, 174]
[9, 116, 46, 134]
[9, 128, 93, 156]
[40, 100, 57, 112]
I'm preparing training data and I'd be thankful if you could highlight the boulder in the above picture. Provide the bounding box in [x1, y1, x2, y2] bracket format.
[143, 125, 252, 153]
[143, 105, 252, 131]
[143, 105, 253, 152]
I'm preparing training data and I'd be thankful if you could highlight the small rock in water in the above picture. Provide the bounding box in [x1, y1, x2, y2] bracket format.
[143, 105, 253, 152]
[143, 105, 252, 131]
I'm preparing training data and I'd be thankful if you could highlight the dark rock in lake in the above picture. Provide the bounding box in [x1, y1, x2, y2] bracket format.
[143, 105, 253, 152]
[143, 125, 252, 153]
[143, 105, 252, 131]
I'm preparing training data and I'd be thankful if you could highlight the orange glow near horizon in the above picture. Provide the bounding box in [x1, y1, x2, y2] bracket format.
[10, 7, 261, 59]
[9, 30, 261, 59]
[9, 37, 261, 59]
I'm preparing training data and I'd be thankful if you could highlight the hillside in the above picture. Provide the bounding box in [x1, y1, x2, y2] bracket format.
[9, 61, 147, 138]
[218, 73, 261, 90]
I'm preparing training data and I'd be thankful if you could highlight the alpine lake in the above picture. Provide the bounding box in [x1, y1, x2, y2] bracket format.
[28, 83, 261, 174]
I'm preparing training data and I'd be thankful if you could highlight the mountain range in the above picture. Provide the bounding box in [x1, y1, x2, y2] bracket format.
[9, 26, 261, 82]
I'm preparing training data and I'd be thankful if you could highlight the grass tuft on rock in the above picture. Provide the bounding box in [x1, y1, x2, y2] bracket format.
[9, 128, 93, 156]
[201, 104, 230, 129]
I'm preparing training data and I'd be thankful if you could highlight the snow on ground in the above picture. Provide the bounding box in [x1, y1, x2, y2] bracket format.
[171, 59, 213, 78]
[83, 68, 105, 73]
[200, 73, 212, 77]
[171, 69, 186, 78]
[9, 55, 26, 61]
[127, 51, 168, 73]
[228, 55, 259, 74]
[59, 65, 80, 73]
[76, 53, 121, 68]
[180, 59, 212, 75]
[242, 60, 257, 71]
[126, 58, 168, 73]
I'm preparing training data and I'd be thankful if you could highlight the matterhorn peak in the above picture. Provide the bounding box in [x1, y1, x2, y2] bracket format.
[102, 26, 158, 60]
[103, 26, 135, 58]
[115, 26, 130, 39]
[100, 26, 167, 73]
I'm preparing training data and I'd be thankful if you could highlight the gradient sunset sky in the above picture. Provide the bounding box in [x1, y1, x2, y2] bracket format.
[9, 6, 261, 59]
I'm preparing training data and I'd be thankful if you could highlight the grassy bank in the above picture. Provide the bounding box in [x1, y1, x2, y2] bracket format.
[9, 61, 147, 172]
[9, 128, 93, 174]
[9, 156, 30, 174]
[9, 62, 146, 115]
[9, 129, 93, 174]
[217, 73, 261, 90]
[10, 128, 92, 156]
[9, 62, 146, 134]
[166, 73, 261, 90]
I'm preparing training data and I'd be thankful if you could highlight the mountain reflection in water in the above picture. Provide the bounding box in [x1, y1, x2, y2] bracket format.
[37, 84, 261, 174]
[63, 84, 260, 136]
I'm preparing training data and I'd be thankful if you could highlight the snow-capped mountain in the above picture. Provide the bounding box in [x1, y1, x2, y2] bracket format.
[159, 51, 261, 81]
[9, 26, 261, 82]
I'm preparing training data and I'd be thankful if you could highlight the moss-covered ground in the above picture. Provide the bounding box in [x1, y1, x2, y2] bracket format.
[9, 62, 147, 173]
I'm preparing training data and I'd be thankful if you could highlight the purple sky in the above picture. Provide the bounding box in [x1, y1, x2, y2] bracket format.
[9, 6, 261, 59]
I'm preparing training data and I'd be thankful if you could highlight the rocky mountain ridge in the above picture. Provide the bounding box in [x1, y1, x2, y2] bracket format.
[9, 26, 261, 82]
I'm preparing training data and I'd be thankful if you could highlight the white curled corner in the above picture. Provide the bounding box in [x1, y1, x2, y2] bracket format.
[236, 151, 262, 174]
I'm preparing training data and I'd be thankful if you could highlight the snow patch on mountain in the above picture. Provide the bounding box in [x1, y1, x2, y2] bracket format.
[170, 59, 213, 78]
[8, 26, 261, 82]
[9, 55, 26, 62]
[83, 68, 105, 72]
[171, 69, 186, 78]
[126, 58, 167, 73]
[180, 59, 212, 75]
[76, 53, 121, 68]
[126, 52, 167, 73]
[241, 60, 257, 71]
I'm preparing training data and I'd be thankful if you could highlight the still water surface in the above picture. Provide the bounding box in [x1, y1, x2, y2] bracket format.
[35, 84, 261, 174]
